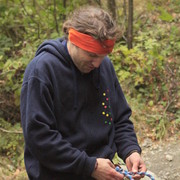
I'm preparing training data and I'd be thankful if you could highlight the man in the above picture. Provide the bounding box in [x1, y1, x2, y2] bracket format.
[20, 6, 146, 180]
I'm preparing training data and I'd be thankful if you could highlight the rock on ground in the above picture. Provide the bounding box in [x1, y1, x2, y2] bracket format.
[141, 137, 180, 180]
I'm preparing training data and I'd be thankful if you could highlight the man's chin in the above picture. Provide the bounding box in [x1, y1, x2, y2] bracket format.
[81, 68, 95, 74]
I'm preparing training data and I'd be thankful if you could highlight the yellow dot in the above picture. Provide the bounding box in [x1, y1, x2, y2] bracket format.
[106, 114, 109, 117]
[102, 112, 105, 115]
[102, 102, 105, 106]
[103, 93, 106, 96]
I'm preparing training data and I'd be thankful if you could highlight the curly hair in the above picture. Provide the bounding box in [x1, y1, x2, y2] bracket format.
[63, 6, 121, 41]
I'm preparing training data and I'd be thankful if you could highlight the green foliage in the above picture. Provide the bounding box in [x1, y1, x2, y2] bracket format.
[112, 153, 124, 165]
[159, 7, 173, 22]
[0, 40, 27, 122]
[0, 118, 24, 166]
[175, 110, 180, 128]
[111, 0, 180, 139]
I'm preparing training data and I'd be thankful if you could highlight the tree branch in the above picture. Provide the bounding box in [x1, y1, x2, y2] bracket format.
[0, 127, 23, 134]
[19, 0, 40, 38]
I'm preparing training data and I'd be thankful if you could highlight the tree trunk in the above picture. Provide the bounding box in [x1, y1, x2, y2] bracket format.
[53, 0, 59, 33]
[95, 0, 102, 6]
[127, 0, 133, 49]
[87, 0, 93, 4]
[107, 0, 116, 20]
[123, 0, 127, 22]
[63, 0, 67, 21]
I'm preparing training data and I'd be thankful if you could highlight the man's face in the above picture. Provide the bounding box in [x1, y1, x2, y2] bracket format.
[67, 42, 107, 73]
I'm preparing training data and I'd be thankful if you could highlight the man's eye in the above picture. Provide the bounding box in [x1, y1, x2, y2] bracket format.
[89, 54, 97, 57]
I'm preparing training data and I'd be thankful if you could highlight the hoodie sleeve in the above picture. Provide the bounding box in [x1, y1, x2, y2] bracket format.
[20, 76, 96, 176]
[113, 76, 141, 162]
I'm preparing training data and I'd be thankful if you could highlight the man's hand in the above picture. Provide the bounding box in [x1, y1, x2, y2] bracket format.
[125, 152, 147, 180]
[91, 158, 124, 180]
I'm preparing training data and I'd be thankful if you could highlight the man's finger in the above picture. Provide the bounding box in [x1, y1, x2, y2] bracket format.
[132, 161, 139, 173]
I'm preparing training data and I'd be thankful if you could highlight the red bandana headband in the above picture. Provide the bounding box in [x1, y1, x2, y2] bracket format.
[69, 29, 115, 54]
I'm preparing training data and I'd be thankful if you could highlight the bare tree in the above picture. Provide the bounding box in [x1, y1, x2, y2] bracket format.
[87, 0, 93, 4]
[123, 0, 127, 22]
[127, 0, 133, 49]
[95, 0, 101, 6]
[20, 0, 40, 38]
[63, 0, 67, 21]
[53, 0, 59, 33]
[107, 0, 116, 20]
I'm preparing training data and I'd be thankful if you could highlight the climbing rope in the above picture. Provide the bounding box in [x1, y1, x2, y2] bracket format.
[115, 166, 155, 180]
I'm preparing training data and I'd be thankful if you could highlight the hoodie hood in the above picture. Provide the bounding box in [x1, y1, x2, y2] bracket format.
[37, 37, 79, 109]
[35, 37, 71, 65]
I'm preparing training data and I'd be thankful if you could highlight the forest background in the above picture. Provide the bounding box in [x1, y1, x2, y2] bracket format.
[0, 0, 179, 179]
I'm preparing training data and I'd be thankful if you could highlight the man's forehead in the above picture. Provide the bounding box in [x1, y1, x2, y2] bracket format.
[86, 51, 107, 57]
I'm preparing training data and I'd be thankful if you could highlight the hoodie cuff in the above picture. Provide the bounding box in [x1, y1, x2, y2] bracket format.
[82, 157, 97, 177]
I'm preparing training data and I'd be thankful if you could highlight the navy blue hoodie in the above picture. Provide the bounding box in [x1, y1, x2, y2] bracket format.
[20, 38, 141, 180]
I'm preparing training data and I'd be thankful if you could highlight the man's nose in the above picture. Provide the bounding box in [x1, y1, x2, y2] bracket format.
[92, 58, 103, 68]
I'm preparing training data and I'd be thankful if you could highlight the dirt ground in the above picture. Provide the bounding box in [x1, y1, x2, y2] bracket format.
[140, 136, 180, 180]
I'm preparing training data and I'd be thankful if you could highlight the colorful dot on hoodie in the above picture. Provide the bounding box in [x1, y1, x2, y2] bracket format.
[106, 98, 109, 101]
[102, 112, 105, 115]
[103, 93, 106, 96]
[104, 106, 107, 109]
[102, 102, 105, 106]
[106, 114, 109, 117]
[109, 122, 111, 125]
